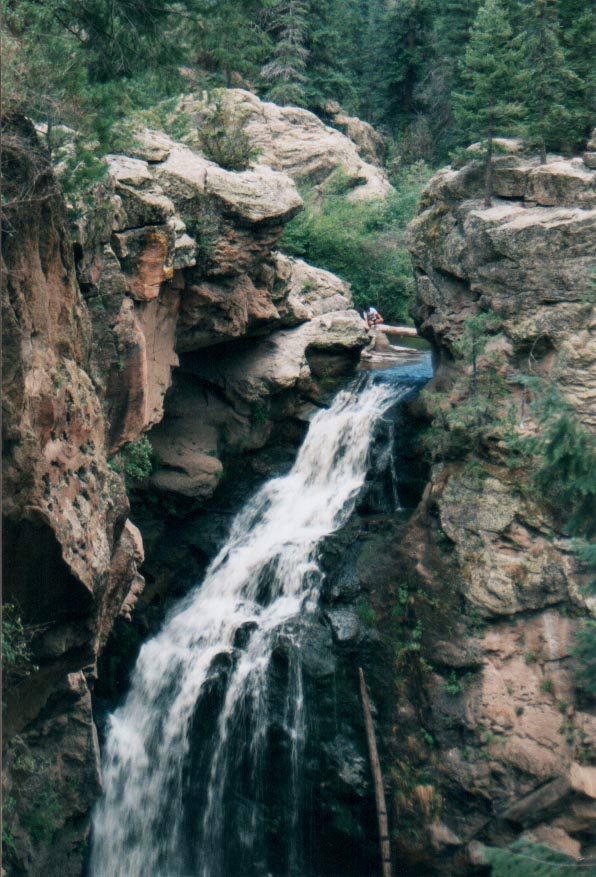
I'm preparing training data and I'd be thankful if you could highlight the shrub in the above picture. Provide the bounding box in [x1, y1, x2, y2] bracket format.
[480, 838, 578, 876]
[356, 598, 377, 627]
[280, 162, 432, 324]
[109, 435, 155, 489]
[197, 97, 260, 171]
[2, 604, 38, 693]
[444, 671, 462, 696]
[420, 311, 508, 461]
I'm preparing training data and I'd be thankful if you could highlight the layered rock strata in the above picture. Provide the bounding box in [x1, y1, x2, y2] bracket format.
[397, 152, 596, 871]
[1, 117, 144, 877]
[75, 116, 372, 499]
[3, 97, 379, 875]
[177, 88, 392, 201]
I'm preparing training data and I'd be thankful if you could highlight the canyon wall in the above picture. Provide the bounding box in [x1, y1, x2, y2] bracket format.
[2, 116, 144, 876]
[1, 95, 383, 876]
[5, 90, 595, 877]
[393, 150, 596, 872]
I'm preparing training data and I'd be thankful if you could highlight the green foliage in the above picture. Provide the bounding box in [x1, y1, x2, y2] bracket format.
[514, 383, 596, 540]
[2, 604, 38, 693]
[2, 795, 17, 858]
[110, 436, 155, 489]
[261, 0, 309, 105]
[356, 598, 377, 627]
[444, 671, 463, 696]
[22, 785, 63, 845]
[193, 0, 271, 87]
[519, 0, 581, 162]
[480, 838, 583, 876]
[123, 437, 154, 483]
[280, 162, 431, 323]
[421, 311, 508, 460]
[184, 197, 222, 267]
[3, 0, 595, 181]
[454, 0, 525, 138]
[453, 0, 525, 203]
[1, 0, 199, 204]
[509, 382, 596, 698]
[197, 96, 261, 170]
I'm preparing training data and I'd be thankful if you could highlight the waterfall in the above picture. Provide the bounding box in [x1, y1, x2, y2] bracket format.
[91, 374, 405, 877]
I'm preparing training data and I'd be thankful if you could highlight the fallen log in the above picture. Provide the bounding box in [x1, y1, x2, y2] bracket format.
[380, 325, 418, 337]
[359, 667, 392, 877]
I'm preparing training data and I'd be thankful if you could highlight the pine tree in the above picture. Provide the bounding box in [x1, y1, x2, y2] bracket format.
[194, 0, 270, 87]
[372, 0, 434, 128]
[260, 0, 309, 105]
[423, 0, 481, 158]
[454, 0, 524, 206]
[303, 0, 355, 111]
[559, 1, 596, 149]
[520, 0, 580, 162]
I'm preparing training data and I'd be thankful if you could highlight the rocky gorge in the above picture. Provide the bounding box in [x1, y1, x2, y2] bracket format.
[2, 92, 595, 877]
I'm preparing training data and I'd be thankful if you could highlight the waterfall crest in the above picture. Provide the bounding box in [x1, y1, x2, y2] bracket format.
[91, 376, 402, 877]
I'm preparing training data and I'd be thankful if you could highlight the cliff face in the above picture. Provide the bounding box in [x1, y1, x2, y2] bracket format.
[397, 152, 596, 870]
[2, 95, 382, 875]
[75, 105, 375, 502]
[1, 117, 144, 876]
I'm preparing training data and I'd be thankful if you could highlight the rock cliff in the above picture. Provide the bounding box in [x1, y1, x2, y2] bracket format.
[75, 103, 375, 501]
[2, 116, 144, 876]
[397, 151, 596, 871]
[2, 95, 379, 875]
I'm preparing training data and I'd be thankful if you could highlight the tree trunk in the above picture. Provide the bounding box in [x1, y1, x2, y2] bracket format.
[484, 133, 493, 208]
[358, 667, 392, 877]
[539, 90, 547, 165]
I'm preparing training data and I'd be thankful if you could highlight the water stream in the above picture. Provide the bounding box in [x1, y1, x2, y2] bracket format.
[91, 365, 428, 877]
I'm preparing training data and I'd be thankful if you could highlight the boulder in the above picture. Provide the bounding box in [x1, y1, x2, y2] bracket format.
[438, 471, 571, 615]
[152, 140, 303, 225]
[324, 102, 385, 166]
[408, 178, 596, 428]
[584, 130, 596, 170]
[185, 310, 369, 404]
[271, 252, 352, 317]
[177, 273, 280, 352]
[178, 89, 392, 203]
[526, 159, 596, 208]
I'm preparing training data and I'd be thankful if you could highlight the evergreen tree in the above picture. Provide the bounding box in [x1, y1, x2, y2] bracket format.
[303, 0, 355, 111]
[194, 0, 270, 87]
[371, 0, 434, 129]
[559, 0, 596, 149]
[260, 0, 309, 105]
[423, 0, 481, 158]
[520, 0, 580, 162]
[454, 0, 524, 206]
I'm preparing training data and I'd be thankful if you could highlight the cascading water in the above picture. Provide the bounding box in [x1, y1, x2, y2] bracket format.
[91, 373, 411, 877]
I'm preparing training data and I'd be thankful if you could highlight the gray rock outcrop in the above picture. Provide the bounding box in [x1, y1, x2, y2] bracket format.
[73, 114, 372, 501]
[178, 89, 392, 202]
[397, 151, 596, 871]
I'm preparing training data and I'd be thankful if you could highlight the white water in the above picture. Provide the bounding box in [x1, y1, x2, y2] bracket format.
[91, 376, 401, 877]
